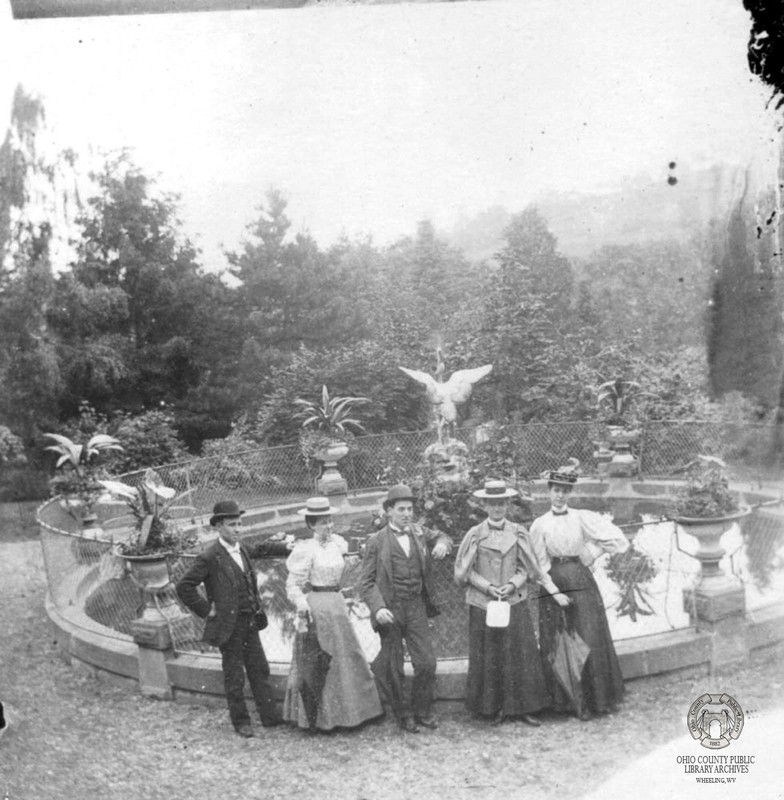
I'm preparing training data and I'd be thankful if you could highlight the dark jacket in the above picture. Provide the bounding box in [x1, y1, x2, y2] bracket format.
[359, 524, 452, 631]
[175, 538, 288, 647]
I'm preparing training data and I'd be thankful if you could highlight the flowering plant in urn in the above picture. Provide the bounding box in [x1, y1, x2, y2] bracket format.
[672, 456, 742, 520]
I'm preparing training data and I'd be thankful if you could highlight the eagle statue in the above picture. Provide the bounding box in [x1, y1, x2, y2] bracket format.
[399, 354, 493, 441]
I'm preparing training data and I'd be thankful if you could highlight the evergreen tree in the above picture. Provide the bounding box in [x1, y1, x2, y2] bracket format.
[226, 190, 366, 404]
[465, 206, 577, 421]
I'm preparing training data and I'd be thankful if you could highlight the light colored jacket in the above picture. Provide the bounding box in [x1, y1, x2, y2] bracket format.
[454, 519, 559, 610]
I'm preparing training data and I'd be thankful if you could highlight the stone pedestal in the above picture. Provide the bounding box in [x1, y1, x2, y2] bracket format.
[683, 582, 746, 624]
[678, 511, 752, 673]
[130, 617, 174, 699]
[605, 427, 640, 477]
[607, 456, 639, 477]
[593, 445, 613, 477]
[315, 441, 350, 496]
[317, 469, 348, 496]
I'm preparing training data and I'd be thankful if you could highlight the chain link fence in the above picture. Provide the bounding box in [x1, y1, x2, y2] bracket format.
[38, 421, 784, 664]
[115, 421, 780, 518]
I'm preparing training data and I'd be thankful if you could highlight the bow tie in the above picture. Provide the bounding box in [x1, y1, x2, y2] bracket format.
[487, 522, 505, 530]
[551, 509, 568, 516]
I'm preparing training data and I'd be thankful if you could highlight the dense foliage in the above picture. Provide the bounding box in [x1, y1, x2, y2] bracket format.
[0, 88, 778, 500]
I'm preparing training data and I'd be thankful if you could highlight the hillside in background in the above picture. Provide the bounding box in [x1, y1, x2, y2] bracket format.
[446, 163, 742, 263]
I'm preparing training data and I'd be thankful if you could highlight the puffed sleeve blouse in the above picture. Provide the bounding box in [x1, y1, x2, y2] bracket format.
[528, 508, 629, 573]
[454, 520, 561, 609]
[285, 535, 348, 608]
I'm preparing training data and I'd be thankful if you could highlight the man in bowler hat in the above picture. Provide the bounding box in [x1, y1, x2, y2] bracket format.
[176, 500, 292, 737]
[359, 484, 452, 733]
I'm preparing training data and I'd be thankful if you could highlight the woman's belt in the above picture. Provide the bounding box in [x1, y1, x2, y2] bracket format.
[310, 585, 341, 592]
[550, 556, 581, 564]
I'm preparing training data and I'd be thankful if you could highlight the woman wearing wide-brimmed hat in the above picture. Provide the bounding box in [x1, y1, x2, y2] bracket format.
[454, 479, 571, 725]
[283, 497, 382, 732]
[529, 461, 629, 719]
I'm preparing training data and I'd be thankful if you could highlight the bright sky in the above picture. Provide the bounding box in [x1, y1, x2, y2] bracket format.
[2, 0, 777, 267]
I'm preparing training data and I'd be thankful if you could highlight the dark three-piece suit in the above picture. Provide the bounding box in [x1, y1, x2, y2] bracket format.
[176, 538, 289, 730]
[359, 524, 452, 723]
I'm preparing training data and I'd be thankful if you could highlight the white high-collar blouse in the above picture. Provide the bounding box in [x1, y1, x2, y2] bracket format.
[285, 535, 348, 608]
[528, 508, 629, 572]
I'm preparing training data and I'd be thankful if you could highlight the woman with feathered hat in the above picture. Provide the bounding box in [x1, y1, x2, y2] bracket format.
[529, 460, 629, 719]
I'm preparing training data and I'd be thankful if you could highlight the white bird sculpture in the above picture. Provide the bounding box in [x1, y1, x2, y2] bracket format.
[399, 356, 493, 442]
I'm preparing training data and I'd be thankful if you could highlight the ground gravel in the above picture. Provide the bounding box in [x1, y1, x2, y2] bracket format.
[1, 502, 782, 800]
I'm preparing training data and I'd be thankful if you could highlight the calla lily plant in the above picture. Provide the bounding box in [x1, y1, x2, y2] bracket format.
[100, 469, 198, 556]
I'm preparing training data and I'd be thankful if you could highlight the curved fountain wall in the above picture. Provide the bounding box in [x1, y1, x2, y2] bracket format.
[39, 477, 784, 706]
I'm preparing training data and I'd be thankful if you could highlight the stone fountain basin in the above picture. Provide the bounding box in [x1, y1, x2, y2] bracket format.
[41, 479, 784, 705]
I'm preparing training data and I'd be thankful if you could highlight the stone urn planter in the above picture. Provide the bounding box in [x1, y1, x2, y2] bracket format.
[675, 507, 751, 587]
[605, 426, 640, 477]
[120, 552, 181, 623]
[675, 507, 751, 623]
[313, 439, 350, 495]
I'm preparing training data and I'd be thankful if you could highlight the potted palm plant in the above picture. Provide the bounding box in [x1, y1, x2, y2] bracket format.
[45, 432, 124, 527]
[595, 379, 656, 475]
[100, 469, 198, 605]
[294, 385, 369, 493]
[596, 378, 653, 436]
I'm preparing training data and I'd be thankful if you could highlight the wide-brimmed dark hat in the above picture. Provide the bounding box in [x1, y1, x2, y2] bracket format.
[473, 479, 518, 499]
[297, 497, 336, 517]
[383, 484, 415, 509]
[542, 458, 581, 486]
[209, 500, 245, 527]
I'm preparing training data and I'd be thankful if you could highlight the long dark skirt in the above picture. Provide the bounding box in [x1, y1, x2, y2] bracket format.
[466, 601, 550, 718]
[539, 560, 625, 715]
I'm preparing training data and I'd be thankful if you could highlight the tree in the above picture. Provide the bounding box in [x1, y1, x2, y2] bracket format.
[0, 87, 79, 440]
[581, 240, 706, 353]
[0, 223, 61, 439]
[51, 153, 239, 447]
[462, 206, 578, 421]
[227, 190, 367, 404]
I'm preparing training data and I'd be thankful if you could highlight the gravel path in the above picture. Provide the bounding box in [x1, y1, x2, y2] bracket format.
[1, 503, 782, 800]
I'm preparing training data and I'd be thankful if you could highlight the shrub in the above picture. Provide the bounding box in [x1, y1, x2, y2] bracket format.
[111, 411, 189, 472]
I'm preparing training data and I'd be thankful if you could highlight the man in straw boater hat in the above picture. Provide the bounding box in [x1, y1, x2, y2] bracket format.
[359, 484, 453, 733]
[454, 479, 571, 726]
[176, 500, 292, 738]
[528, 460, 629, 720]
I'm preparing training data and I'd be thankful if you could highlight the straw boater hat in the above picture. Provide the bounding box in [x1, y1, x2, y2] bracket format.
[542, 458, 581, 486]
[209, 500, 245, 527]
[472, 479, 518, 499]
[297, 497, 336, 516]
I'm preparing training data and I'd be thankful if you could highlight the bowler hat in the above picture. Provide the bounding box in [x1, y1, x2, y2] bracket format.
[383, 484, 415, 509]
[473, 479, 518, 499]
[209, 500, 245, 527]
[297, 497, 336, 516]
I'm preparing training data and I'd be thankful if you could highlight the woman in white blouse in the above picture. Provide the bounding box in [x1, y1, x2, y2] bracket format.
[529, 463, 629, 720]
[283, 497, 382, 732]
